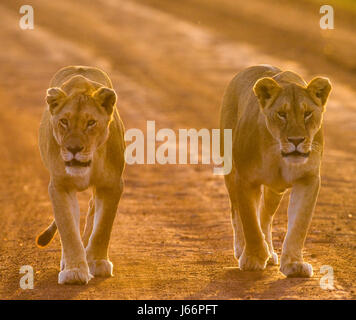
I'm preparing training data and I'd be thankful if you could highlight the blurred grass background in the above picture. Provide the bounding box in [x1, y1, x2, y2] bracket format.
[135, 0, 356, 87]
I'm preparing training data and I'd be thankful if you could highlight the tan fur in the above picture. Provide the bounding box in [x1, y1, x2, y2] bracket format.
[38, 66, 125, 284]
[220, 65, 331, 277]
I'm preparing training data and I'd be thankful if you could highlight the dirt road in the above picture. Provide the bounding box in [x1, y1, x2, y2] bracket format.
[0, 0, 354, 299]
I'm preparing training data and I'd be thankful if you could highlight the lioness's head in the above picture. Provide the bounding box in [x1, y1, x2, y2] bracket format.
[253, 72, 331, 164]
[46, 75, 116, 176]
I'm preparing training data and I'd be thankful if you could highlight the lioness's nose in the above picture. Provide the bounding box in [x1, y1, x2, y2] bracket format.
[67, 146, 83, 155]
[287, 137, 305, 147]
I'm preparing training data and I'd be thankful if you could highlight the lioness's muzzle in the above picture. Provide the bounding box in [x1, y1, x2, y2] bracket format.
[64, 159, 92, 167]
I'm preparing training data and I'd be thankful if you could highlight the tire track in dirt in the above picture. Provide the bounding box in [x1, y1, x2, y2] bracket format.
[0, 0, 354, 299]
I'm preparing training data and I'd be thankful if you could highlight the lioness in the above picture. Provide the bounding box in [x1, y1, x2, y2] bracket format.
[37, 66, 125, 284]
[220, 65, 331, 277]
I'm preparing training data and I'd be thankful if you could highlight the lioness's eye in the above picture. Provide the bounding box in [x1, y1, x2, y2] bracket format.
[59, 118, 68, 126]
[304, 111, 313, 119]
[87, 120, 96, 127]
[277, 111, 287, 119]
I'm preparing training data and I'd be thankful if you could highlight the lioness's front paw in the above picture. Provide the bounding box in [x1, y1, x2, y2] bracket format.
[239, 252, 268, 270]
[280, 261, 313, 278]
[58, 268, 93, 285]
[239, 243, 270, 271]
[88, 259, 113, 277]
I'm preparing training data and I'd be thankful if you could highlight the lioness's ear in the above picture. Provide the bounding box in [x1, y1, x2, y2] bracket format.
[46, 87, 66, 114]
[92, 87, 116, 115]
[253, 77, 282, 109]
[307, 77, 332, 108]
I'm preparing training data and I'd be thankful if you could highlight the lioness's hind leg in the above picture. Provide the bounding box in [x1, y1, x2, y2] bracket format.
[231, 207, 245, 261]
[82, 196, 95, 248]
[259, 187, 284, 265]
[224, 169, 245, 262]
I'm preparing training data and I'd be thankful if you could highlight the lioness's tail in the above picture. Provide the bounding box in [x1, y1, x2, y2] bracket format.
[36, 220, 57, 248]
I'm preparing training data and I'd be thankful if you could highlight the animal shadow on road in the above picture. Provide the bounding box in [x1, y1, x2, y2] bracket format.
[187, 266, 311, 299]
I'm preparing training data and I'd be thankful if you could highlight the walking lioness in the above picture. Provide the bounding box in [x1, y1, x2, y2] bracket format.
[37, 66, 125, 284]
[220, 65, 331, 277]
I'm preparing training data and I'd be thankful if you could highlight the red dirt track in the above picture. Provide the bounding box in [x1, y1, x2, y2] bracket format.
[0, 0, 355, 299]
